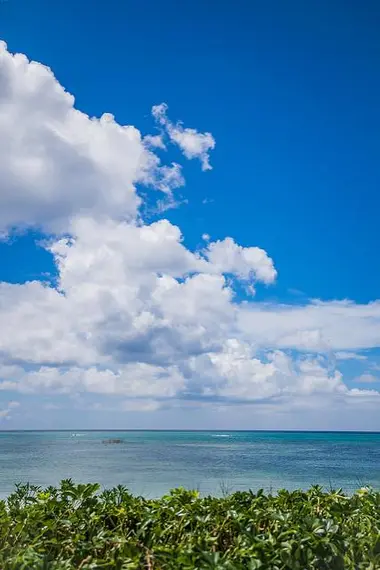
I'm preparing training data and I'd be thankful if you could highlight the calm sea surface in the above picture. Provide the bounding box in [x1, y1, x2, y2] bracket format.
[0, 431, 379, 498]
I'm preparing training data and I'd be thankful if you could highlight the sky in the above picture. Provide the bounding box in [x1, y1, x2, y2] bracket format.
[0, 0, 379, 430]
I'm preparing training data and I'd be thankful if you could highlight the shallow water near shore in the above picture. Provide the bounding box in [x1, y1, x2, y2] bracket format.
[0, 430, 379, 498]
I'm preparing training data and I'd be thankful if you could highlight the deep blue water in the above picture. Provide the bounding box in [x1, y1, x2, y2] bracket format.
[0, 431, 379, 498]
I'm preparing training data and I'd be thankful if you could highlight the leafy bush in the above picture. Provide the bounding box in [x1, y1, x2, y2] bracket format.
[0, 480, 379, 569]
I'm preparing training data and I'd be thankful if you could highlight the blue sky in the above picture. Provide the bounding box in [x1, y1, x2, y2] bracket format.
[0, 0, 379, 429]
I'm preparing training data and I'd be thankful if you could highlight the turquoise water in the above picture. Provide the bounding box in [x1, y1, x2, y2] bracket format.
[0, 431, 379, 498]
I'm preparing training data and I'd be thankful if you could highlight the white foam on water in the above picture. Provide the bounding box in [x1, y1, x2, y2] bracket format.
[212, 434, 231, 438]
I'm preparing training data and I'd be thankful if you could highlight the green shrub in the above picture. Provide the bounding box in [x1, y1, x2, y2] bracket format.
[0, 480, 379, 569]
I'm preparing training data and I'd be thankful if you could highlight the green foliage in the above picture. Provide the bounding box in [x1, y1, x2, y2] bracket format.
[0, 481, 379, 569]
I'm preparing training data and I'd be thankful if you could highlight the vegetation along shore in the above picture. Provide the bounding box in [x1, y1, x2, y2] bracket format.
[0, 480, 379, 569]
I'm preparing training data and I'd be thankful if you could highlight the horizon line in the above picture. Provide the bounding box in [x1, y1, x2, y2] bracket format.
[1, 429, 380, 434]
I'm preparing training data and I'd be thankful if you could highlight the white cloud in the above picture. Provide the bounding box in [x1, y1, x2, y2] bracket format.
[0, 215, 276, 370]
[0, 364, 184, 398]
[237, 300, 380, 351]
[335, 351, 368, 361]
[152, 103, 215, 170]
[205, 237, 277, 288]
[143, 134, 166, 150]
[0, 42, 183, 234]
[187, 340, 355, 403]
[0, 43, 379, 427]
[355, 374, 379, 384]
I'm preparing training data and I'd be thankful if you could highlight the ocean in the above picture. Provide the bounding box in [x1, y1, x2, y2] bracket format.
[0, 430, 379, 498]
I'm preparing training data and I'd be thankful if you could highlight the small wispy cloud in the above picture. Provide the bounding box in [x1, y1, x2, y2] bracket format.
[355, 373, 379, 384]
[152, 103, 215, 170]
[143, 134, 167, 150]
[336, 351, 368, 361]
